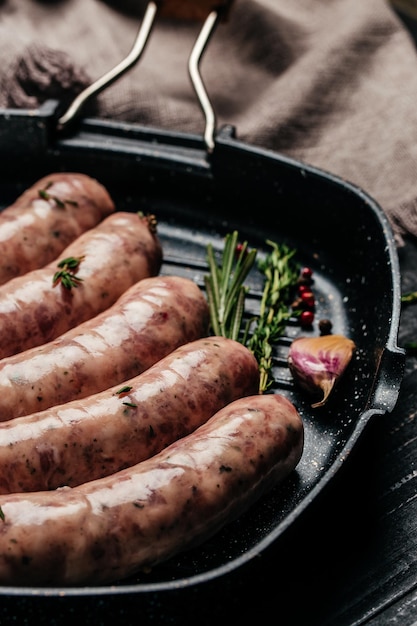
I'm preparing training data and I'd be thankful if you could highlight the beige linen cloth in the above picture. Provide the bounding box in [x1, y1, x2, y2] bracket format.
[1, 0, 417, 246]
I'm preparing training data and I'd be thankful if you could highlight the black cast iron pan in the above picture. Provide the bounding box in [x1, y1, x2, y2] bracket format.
[0, 2, 406, 622]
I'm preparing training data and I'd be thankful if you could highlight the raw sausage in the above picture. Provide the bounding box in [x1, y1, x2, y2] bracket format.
[0, 211, 162, 358]
[0, 275, 209, 421]
[0, 393, 303, 586]
[0, 211, 162, 359]
[0, 336, 260, 493]
[0, 172, 115, 285]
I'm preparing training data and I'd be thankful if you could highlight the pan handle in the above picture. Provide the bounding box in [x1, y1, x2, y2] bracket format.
[57, 0, 235, 153]
[57, 2, 158, 132]
[369, 345, 405, 414]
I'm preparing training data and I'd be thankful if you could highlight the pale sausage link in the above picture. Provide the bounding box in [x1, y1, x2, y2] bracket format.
[0, 336, 260, 493]
[0, 393, 303, 586]
[0, 173, 115, 285]
[0, 211, 162, 359]
[0, 275, 209, 421]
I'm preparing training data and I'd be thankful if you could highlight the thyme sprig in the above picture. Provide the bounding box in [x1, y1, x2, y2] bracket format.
[204, 231, 257, 341]
[248, 241, 300, 393]
[52, 255, 85, 290]
[205, 233, 300, 394]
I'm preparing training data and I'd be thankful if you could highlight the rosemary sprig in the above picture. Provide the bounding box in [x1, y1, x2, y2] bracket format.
[248, 241, 300, 393]
[52, 255, 85, 290]
[204, 231, 257, 341]
[205, 233, 300, 394]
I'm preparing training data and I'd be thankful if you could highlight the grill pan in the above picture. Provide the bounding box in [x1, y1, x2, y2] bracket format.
[0, 2, 405, 622]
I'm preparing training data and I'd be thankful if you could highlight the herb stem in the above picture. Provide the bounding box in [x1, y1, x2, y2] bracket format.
[249, 240, 299, 392]
[205, 231, 257, 341]
[402, 291, 417, 305]
[205, 232, 300, 394]
[38, 182, 78, 208]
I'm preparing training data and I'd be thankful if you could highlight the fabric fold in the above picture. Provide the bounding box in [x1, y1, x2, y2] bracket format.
[0, 0, 417, 245]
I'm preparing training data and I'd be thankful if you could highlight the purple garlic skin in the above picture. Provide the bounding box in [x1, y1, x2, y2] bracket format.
[288, 334, 356, 408]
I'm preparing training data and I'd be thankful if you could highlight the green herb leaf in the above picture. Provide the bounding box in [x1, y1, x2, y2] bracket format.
[115, 385, 137, 406]
[115, 386, 133, 396]
[401, 291, 417, 305]
[38, 182, 78, 209]
[52, 256, 85, 290]
[248, 240, 300, 392]
[204, 231, 257, 341]
[205, 233, 300, 394]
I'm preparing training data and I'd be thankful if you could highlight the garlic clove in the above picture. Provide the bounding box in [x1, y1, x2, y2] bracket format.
[288, 334, 356, 408]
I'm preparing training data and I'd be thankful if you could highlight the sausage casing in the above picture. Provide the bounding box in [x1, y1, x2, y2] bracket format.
[0, 393, 303, 586]
[0, 336, 260, 493]
[0, 172, 115, 285]
[0, 211, 162, 358]
[0, 275, 209, 421]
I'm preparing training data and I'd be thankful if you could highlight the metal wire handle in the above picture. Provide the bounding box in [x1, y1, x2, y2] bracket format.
[188, 10, 220, 152]
[57, 1, 223, 153]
